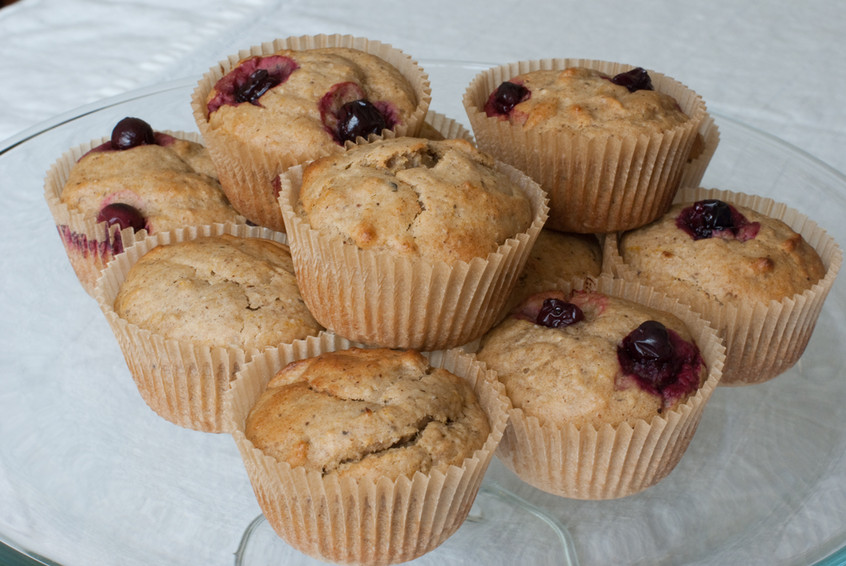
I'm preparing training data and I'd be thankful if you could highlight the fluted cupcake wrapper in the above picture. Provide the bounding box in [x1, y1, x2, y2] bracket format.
[463, 58, 709, 233]
[94, 223, 293, 433]
[224, 333, 511, 565]
[43, 131, 213, 297]
[493, 274, 725, 500]
[604, 187, 843, 386]
[191, 34, 433, 232]
[278, 157, 549, 351]
[678, 114, 720, 190]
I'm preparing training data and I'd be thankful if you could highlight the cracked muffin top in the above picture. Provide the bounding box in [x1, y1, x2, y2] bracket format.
[244, 348, 491, 481]
[617, 199, 826, 306]
[113, 234, 322, 351]
[297, 137, 533, 264]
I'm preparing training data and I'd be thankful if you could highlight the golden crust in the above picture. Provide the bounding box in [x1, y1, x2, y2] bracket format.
[477, 292, 705, 428]
[298, 137, 533, 264]
[60, 139, 238, 230]
[618, 202, 826, 306]
[113, 234, 322, 350]
[205, 47, 418, 159]
[245, 348, 490, 480]
[502, 67, 690, 135]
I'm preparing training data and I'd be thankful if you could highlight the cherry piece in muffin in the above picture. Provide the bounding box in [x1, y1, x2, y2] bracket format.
[676, 199, 761, 241]
[617, 319, 704, 405]
[318, 81, 398, 144]
[609, 67, 654, 92]
[484, 81, 531, 117]
[207, 55, 300, 113]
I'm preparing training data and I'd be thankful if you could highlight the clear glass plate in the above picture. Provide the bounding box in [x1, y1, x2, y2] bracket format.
[1, 61, 845, 566]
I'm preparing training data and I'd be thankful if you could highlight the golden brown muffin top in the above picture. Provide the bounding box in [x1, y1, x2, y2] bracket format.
[489, 67, 689, 136]
[618, 200, 826, 306]
[477, 290, 706, 428]
[245, 348, 491, 480]
[205, 47, 418, 159]
[113, 234, 322, 351]
[61, 136, 238, 231]
[297, 137, 533, 264]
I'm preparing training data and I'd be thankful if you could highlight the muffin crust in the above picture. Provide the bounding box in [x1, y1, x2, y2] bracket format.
[113, 234, 321, 350]
[618, 201, 826, 306]
[297, 137, 533, 264]
[245, 348, 490, 480]
[477, 291, 706, 428]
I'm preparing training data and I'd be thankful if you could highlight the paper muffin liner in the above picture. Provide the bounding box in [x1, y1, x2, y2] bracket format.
[678, 113, 720, 190]
[462, 59, 708, 233]
[604, 187, 842, 386]
[225, 333, 511, 565]
[492, 274, 725, 500]
[44, 131, 218, 298]
[94, 223, 302, 433]
[191, 34, 433, 232]
[278, 156, 549, 351]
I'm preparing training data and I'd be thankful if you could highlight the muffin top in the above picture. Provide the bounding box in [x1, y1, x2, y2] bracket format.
[205, 47, 419, 158]
[618, 198, 826, 306]
[61, 118, 238, 232]
[113, 234, 322, 351]
[508, 229, 603, 310]
[244, 348, 490, 480]
[484, 66, 689, 136]
[476, 290, 706, 428]
[297, 137, 534, 264]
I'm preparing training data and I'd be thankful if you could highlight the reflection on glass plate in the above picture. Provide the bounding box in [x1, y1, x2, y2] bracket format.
[1, 61, 845, 566]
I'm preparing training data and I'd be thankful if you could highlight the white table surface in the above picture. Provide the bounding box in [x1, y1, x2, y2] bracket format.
[2, 1, 846, 565]
[2, 0, 846, 176]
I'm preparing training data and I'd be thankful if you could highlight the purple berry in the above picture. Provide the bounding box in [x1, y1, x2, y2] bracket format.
[535, 298, 585, 328]
[110, 117, 155, 150]
[235, 68, 278, 105]
[485, 81, 530, 116]
[675, 199, 762, 241]
[610, 67, 653, 93]
[96, 203, 146, 232]
[618, 320, 679, 389]
[336, 99, 389, 143]
[207, 55, 299, 113]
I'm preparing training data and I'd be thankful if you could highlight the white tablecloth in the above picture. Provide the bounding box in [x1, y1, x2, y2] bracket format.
[2, 2, 846, 565]
[2, 0, 846, 175]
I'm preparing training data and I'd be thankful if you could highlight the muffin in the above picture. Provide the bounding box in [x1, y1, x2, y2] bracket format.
[475, 275, 724, 499]
[95, 223, 323, 432]
[225, 334, 511, 565]
[463, 60, 708, 233]
[191, 34, 431, 231]
[278, 136, 549, 350]
[506, 229, 603, 313]
[44, 116, 241, 296]
[608, 187, 841, 385]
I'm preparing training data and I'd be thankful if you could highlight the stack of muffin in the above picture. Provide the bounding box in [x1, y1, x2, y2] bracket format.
[42, 34, 841, 566]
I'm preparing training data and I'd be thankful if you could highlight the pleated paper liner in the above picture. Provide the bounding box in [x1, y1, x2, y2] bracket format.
[191, 34, 433, 232]
[462, 58, 708, 233]
[277, 156, 549, 351]
[679, 113, 720, 190]
[43, 131, 238, 297]
[492, 274, 725, 500]
[94, 223, 318, 433]
[224, 333, 511, 566]
[604, 187, 842, 386]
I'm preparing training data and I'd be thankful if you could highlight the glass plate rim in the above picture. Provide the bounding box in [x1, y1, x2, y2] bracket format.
[2, 61, 846, 566]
